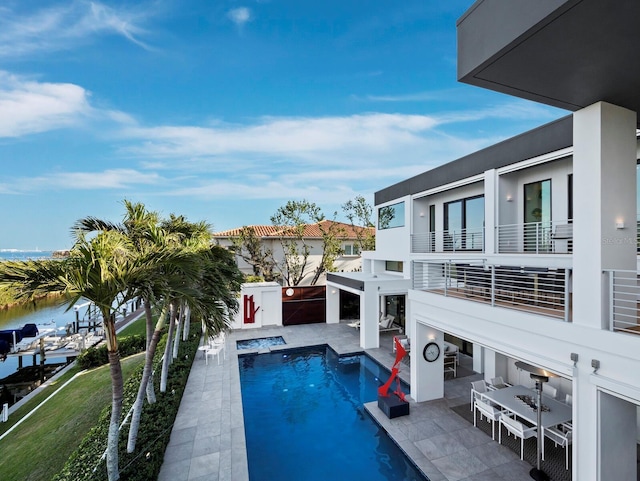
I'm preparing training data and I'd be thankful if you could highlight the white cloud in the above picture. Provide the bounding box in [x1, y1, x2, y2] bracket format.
[122, 113, 439, 161]
[0, 71, 92, 137]
[2, 169, 162, 194]
[0, 71, 139, 138]
[0, 0, 152, 57]
[227, 7, 252, 27]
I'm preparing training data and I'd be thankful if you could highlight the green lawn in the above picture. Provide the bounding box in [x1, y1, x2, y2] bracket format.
[118, 315, 147, 337]
[0, 353, 145, 481]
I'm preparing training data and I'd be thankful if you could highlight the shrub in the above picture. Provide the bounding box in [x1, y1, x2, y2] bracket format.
[76, 335, 147, 369]
[53, 330, 201, 481]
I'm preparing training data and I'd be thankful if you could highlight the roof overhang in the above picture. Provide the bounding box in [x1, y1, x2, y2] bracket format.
[457, 0, 640, 123]
[327, 272, 409, 293]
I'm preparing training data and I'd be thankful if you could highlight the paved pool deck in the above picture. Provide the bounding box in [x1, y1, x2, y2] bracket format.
[158, 322, 533, 481]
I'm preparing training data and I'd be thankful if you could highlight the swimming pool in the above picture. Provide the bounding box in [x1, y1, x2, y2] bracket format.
[238, 345, 428, 481]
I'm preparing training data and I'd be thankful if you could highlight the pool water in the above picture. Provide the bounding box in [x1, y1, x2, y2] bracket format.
[236, 336, 286, 350]
[238, 346, 428, 481]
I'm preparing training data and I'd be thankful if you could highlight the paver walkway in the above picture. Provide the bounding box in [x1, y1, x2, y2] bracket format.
[158, 322, 533, 481]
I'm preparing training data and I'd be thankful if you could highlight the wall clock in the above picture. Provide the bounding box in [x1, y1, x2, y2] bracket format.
[422, 342, 440, 362]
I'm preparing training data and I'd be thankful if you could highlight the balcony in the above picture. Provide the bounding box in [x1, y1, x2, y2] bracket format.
[411, 227, 484, 254]
[411, 221, 575, 255]
[604, 270, 640, 335]
[412, 259, 571, 321]
[496, 220, 572, 254]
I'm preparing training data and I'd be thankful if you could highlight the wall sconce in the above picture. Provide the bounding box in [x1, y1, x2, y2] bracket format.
[427, 334, 436, 341]
[615, 219, 625, 229]
[570, 352, 578, 367]
[506, 194, 513, 202]
[419, 212, 425, 217]
[591, 359, 600, 374]
[331, 289, 336, 295]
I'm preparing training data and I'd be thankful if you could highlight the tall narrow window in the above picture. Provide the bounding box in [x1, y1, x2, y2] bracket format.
[524, 179, 552, 252]
[567, 174, 573, 222]
[428, 204, 436, 252]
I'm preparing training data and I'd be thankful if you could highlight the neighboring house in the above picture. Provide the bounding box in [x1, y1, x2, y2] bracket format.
[328, 3, 640, 480]
[212, 220, 373, 286]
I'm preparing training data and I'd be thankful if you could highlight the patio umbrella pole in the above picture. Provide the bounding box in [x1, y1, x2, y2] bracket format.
[514, 361, 554, 481]
[530, 376, 549, 481]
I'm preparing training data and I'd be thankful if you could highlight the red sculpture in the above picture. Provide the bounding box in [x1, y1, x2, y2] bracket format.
[243, 295, 260, 324]
[378, 337, 408, 402]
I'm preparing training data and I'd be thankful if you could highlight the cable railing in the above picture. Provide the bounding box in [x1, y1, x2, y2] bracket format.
[412, 259, 571, 321]
[411, 227, 484, 254]
[604, 269, 640, 335]
[496, 220, 572, 254]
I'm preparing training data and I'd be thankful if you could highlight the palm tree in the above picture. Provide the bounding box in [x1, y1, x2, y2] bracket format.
[75, 202, 203, 453]
[0, 230, 145, 481]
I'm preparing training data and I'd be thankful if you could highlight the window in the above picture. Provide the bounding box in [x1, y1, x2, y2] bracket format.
[524, 179, 551, 252]
[385, 260, 403, 272]
[429, 204, 436, 251]
[343, 244, 360, 256]
[443, 195, 484, 251]
[567, 174, 573, 222]
[378, 202, 405, 229]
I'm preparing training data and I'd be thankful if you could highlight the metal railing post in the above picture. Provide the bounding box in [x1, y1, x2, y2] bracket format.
[444, 262, 449, 296]
[564, 269, 570, 322]
[608, 270, 614, 331]
[490, 265, 495, 306]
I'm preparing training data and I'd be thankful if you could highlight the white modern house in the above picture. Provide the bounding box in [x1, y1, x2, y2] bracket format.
[327, 2, 640, 479]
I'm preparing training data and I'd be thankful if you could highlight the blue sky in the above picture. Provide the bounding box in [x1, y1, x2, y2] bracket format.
[0, 0, 565, 250]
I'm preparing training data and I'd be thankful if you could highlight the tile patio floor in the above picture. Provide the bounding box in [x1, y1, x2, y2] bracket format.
[158, 322, 534, 481]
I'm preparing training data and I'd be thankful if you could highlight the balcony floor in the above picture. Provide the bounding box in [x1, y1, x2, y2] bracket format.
[427, 286, 572, 321]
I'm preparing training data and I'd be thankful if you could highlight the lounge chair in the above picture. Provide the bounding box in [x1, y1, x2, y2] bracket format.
[378, 315, 402, 332]
[347, 320, 360, 329]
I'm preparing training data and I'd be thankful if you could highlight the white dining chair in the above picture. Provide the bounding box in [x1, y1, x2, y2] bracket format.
[499, 413, 537, 460]
[489, 376, 509, 389]
[545, 425, 572, 469]
[470, 380, 488, 410]
[474, 398, 502, 440]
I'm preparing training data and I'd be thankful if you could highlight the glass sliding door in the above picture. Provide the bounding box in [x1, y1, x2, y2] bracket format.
[444, 200, 462, 250]
[444, 195, 484, 251]
[524, 179, 551, 252]
[465, 196, 485, 250]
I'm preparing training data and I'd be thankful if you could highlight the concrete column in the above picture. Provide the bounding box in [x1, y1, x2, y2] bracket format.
[473, 344, 484, 374]
[410, 322, 444, 402]
[325, 284, 340, 324]
[484, 169, 497, 254]
[482, 348, 508, 382]
[360, 285, 380, 349]
[572, 102, 637, 329]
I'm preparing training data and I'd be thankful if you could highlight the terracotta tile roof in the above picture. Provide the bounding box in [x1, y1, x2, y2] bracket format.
[213, 220, 373, 240]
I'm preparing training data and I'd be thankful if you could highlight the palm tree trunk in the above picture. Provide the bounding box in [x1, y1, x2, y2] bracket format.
[146, 305, 168, 403]
[144, 299, 153, 349]
[104, 312, 123, 481]
[182, 305, 191, 341]
[126, 327, 161, 453]
[172, 304, 182, 359]
[160, 302, 177, 393]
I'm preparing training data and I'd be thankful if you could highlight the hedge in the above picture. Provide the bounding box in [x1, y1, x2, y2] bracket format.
[76, 335, 147, 369]
[53, 329, 201, 481]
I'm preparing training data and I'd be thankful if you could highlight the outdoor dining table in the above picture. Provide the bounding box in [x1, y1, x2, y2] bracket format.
[481, 384, 572, 439]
